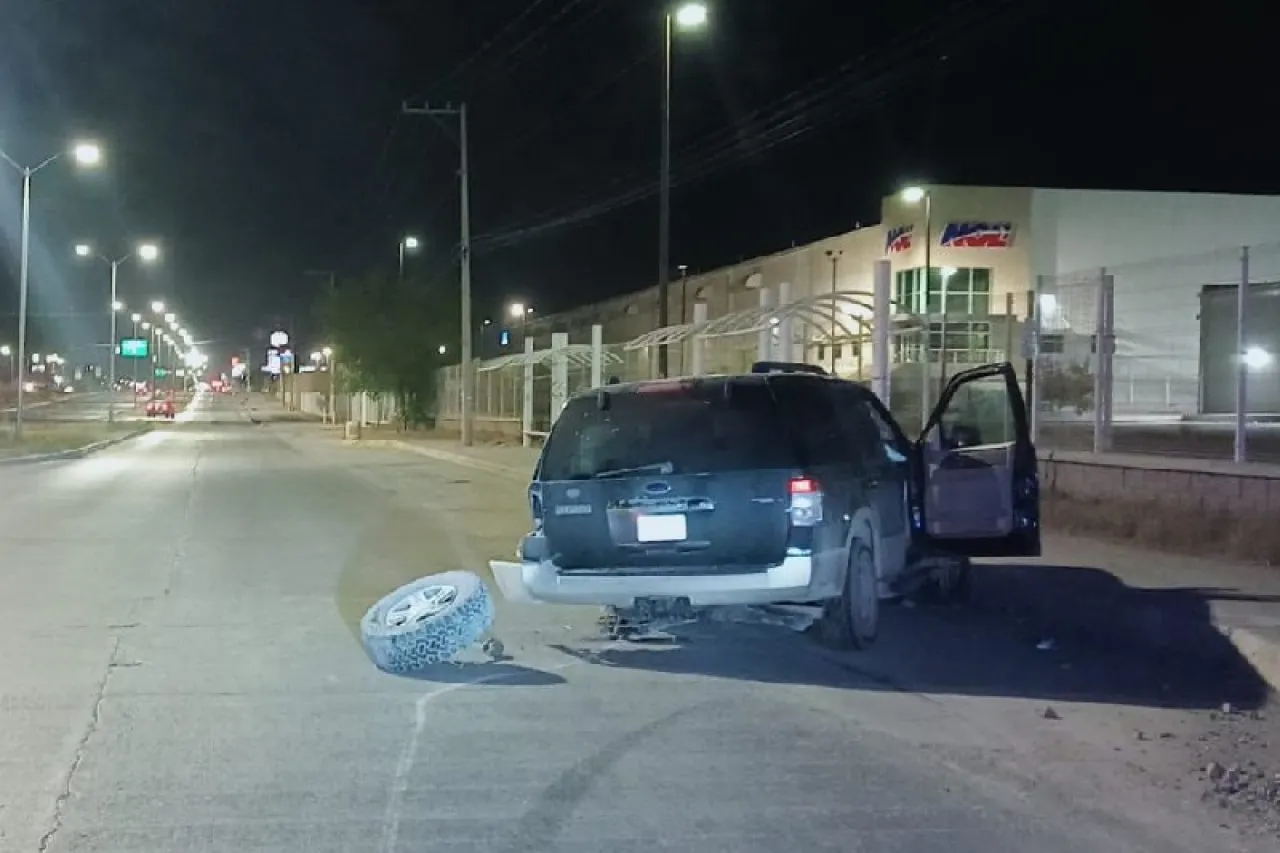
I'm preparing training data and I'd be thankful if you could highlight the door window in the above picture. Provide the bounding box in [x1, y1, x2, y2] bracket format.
[927, 372, 1017, 450]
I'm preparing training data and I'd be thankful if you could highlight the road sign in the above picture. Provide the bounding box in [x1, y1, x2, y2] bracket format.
[120, 337, 150, 359]
[154, 367, 168, 378]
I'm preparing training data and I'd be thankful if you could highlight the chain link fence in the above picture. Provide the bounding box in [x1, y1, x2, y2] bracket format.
[1032, 241, 1280, 461]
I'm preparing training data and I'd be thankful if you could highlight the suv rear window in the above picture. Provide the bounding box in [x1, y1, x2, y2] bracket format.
[539, 380, 794, 480]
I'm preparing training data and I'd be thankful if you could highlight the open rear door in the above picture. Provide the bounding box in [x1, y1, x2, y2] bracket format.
[914, 362, 1040, 558]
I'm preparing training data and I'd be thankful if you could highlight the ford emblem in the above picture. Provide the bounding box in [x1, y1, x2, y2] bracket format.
[566, 487, 581, 499]
[644, 481, 672, 495]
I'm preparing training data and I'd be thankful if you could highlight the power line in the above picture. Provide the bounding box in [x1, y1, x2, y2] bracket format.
[471, 0, 1028, 253]
[412, 0, 560, 98]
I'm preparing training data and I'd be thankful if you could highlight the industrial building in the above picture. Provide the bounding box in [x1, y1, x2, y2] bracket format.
[450, 184, 1280, 430]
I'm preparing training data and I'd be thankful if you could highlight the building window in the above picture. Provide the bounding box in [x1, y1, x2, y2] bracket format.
[894, 267, 992, 317]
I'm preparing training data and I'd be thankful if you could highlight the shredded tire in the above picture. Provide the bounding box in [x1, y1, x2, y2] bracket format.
[360, 571, 495, 675]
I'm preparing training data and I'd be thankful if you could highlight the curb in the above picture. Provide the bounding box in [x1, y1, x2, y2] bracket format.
[0, 427, 152, 467]
[1216, 626, 1280, 696]
[385, 440, 532, 481]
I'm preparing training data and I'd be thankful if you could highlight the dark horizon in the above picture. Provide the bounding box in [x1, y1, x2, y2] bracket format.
[1, 1, 1274, 367]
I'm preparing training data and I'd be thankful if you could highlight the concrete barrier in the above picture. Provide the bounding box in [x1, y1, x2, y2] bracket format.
[1039, 450, 1280, 562]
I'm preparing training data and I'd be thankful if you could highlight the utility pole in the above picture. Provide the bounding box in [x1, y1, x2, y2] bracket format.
[402, 100, 474, 446]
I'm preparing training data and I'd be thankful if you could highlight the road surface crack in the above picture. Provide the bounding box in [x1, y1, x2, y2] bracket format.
[36, 636, 120, 853]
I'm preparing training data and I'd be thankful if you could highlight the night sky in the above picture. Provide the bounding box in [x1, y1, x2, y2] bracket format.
[0, 0, 1271, 367]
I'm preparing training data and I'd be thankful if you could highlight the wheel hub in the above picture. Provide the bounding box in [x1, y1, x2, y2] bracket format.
[385, 585, 458, 628]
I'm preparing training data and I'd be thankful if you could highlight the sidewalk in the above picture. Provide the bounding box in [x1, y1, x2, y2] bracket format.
[364, 434, 1280, 693]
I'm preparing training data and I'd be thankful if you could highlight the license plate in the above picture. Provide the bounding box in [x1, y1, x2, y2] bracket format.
[636, 513, 687, 543]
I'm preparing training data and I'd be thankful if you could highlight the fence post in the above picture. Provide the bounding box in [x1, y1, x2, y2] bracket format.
[1028, 281, 1044, 444]
[1100, 272, 1115, 451]
[776, 281, 793, 362]
[1092, 270, 1106, 453]
[757, 287, 774, 362]
[871, 260, 891, 403]
[521, 336, 535, 448]
[550, 332, 569, 426]
[590, 324, 604, 388]
[1234, 245, 1250, 464]
[690, 302, 708, 375]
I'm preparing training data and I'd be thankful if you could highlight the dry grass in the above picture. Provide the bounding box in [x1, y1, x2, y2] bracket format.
[0, 421, 145, 458]
[1045, 492, 1280, 566]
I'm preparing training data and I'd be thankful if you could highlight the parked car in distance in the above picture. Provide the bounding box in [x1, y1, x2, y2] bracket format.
[490, 360, 1040, 650]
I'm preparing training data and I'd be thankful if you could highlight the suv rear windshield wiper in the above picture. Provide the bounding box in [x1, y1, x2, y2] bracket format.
[592, 461, 675, 479]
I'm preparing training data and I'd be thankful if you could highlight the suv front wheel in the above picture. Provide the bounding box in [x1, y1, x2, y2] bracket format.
[819, 540, 879, 650]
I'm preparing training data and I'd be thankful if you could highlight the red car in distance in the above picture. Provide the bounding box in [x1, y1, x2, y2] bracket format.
[145, 398, 175, 419]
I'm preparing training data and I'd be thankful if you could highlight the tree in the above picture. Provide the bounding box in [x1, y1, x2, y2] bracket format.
[1039, 360, 1094, 414]
[319, 271, 459, 428]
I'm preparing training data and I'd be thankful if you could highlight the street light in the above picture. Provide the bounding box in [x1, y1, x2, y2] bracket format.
[657, 3, 709, 378]
[73, 143, 102, 166]
[399, 235, 421, 279]
[74, 240, 160, 423]
[0, 344, 11, 385]
[901, 184, 934, 424]
[0, 139, 102, 438]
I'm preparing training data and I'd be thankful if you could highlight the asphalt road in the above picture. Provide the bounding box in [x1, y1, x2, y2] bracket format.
[0, 390, 1270, 852]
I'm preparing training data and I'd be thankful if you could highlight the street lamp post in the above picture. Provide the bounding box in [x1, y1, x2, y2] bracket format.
[399, 236, 420, 280]
[657, 3, 708, 378]
[0, 141, 102, 438]
[902, 185, 933, 428]
[76, 242, 159, 424]
[508, 302, 531, 349]
[130, 313, 142, 404]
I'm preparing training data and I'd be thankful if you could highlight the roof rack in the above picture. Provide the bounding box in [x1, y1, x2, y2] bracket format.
[750, 361, 829, 376]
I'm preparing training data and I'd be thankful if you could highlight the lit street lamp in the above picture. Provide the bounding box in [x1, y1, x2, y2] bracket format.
[0, 344, 11, 384]
[399, 234, 420, 279]
[74, 241, 160, 423]
[657, 3, 708, 377]
[901, 184, 934, 427]
[508, 301, 532, 348]
[0, 140, 102, 437]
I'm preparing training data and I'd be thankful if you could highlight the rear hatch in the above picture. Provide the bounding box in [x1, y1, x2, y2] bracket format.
[537, 378, 798, 574]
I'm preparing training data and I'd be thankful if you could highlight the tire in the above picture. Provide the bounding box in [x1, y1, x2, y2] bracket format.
[819, 541, 879, 650]
[360, 571, 495, 675]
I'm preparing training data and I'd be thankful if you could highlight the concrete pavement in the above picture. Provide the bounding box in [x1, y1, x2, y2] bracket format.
[1, 398, 1275, 851]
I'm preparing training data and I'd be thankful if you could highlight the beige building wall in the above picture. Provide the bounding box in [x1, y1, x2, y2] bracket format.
[516, 184, 1037, 378]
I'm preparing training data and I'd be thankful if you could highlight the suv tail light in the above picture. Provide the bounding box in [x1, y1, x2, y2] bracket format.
[528, 484, 544, 532]
[788, 477, 823, 526]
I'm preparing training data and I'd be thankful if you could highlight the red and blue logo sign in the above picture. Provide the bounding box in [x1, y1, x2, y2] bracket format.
[939, 221, 1014, 248]
[885, 224, 914, 253]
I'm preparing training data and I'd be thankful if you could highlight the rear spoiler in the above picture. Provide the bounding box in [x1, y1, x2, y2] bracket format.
[750, 361, 829, 376]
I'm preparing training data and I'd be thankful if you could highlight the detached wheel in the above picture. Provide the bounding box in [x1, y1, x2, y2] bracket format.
[360, 571, 495, 675]
[820, 541, 879, 650]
